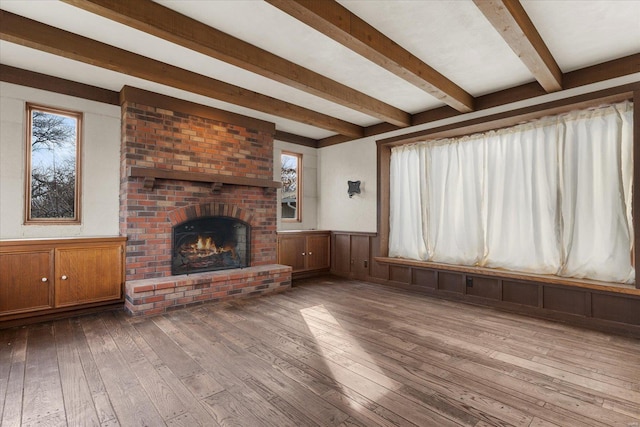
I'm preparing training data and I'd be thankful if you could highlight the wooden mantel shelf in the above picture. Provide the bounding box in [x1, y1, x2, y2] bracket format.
[128, 167, 281, 191]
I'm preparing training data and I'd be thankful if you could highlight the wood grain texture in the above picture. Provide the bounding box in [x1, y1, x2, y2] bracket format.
[473, 0, 562, 92]
[21, 324, 67, 426]
[0, 327, 27, 427]
[0, 64, 120, 105]
[3, 276, 639, 426]
[128, 166, 282, 189]
[0, 250, 53, 315]
[53, 321, 100, 427]
[55, 245, 123, 307]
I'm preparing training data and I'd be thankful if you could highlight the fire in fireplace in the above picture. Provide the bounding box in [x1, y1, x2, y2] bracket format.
[172, 216, 250, 275]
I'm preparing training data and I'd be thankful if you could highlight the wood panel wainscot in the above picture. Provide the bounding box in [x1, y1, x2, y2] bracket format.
[277, 231, 330, 278]
[326, 231, 640, 336]
[0, 237, 126, 327]
[373, 256, 640, 336]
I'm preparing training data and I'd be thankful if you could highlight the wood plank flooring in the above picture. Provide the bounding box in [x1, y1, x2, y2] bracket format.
[1, 276, 639, 426]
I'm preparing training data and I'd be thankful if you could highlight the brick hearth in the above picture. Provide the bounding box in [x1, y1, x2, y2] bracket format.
[119, 87, 290, 316]
[125, 265, 291, 317]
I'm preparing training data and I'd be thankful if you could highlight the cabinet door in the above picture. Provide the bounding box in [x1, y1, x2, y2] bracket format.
[307, 234, 330, 270]
[351, 235, 370, 280]
[278, 235, 306, 272]
[55, 245, 123, 307]
[0, 250, 53, 315]
[332, 234, 351, 274]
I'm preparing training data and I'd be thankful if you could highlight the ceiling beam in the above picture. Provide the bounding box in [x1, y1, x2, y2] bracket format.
[0, 10, 363, 138]
[60, 0, 410, 128]
[274, 131, 318, 148]
[0, 64, 120, 105]
[318, 54, 640, 147]
[378, 83, 637, 146]
[473, 0, 563, 92]
[266, 0, 475, 113]
[1, 64, 323, 148]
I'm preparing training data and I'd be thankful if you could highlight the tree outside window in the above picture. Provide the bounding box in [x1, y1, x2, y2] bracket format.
[281, 152, 302, 221]
[26, 104, 82, 223]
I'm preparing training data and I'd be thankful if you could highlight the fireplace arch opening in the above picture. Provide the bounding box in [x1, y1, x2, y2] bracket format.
[172, 216, 250, 275]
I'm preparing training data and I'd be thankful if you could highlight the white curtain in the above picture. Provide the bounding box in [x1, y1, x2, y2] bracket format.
[426, 138, 485, 265]
[389, 144, 428, 260]
[482, 123, 561, 274]
[558, 103, 634, 283]
[389, 101, 634, 284]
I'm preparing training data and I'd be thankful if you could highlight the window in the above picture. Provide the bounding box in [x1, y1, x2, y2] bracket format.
[281, 151, 302, 221]
[25, 104, 82, 223]
[388, 102, 634, 284]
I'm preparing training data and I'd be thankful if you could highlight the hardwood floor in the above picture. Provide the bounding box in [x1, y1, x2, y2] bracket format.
[1, 276, 639, 426]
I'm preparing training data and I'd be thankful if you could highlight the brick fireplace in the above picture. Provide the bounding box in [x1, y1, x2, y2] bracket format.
[119, 87, 291, 316]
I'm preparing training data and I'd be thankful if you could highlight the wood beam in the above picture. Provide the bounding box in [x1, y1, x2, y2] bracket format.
[0, 10, 363, 138]
[0, 64, 120, 105]
[0, 64, 318, 149]
[60, 0, 410, 128]
[128, 167, 281, 189]
[266, 0, 474, 113]
[378, 83, 638, 146]
[274, 131, 318, 148]
[474, 0, 563, 92]
[318, 54, 640, 147]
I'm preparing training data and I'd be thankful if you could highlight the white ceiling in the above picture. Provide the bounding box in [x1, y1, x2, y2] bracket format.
[1, 0, 639, 141]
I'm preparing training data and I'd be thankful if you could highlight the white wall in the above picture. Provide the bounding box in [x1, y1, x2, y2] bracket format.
[274, 140, 318, 230]
[0, 83, 121, 239]
[273, 137, 378, 233]
[318, 137, 378, 233]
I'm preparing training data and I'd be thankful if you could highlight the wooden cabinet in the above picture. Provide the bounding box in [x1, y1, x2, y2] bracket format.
[55, 245, 124, 307]
[278, 234, 307, 272]
[331, 232, 374, 280]
[277, 231, 330, 277]
[1, 237, 125, 322]
[350, 235, 370, 280]
[0, 250, 54, 315]
[306, 234, 330, 270]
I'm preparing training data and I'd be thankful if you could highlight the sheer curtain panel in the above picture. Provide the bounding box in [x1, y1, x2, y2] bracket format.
[388, 101, 634, 284]
[558, 103, 634, 283]
[426, 138, 485, 265]
[482, 123, 561, 274]
[388, 144, 428, 260]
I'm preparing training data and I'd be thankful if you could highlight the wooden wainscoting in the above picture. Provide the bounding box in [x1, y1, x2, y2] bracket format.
[330, 232, 640, 337]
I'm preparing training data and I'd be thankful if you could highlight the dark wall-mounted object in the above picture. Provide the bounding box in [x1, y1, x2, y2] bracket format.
[348, 180, 361, 198]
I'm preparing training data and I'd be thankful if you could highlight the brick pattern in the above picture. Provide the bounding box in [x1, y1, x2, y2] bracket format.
[125, 265, 292, 317]
[120, 100, 277, 282]
[121, 104, 273, 179]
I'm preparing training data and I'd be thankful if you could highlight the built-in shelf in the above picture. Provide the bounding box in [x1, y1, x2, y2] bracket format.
[128, 167, 281, 191]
